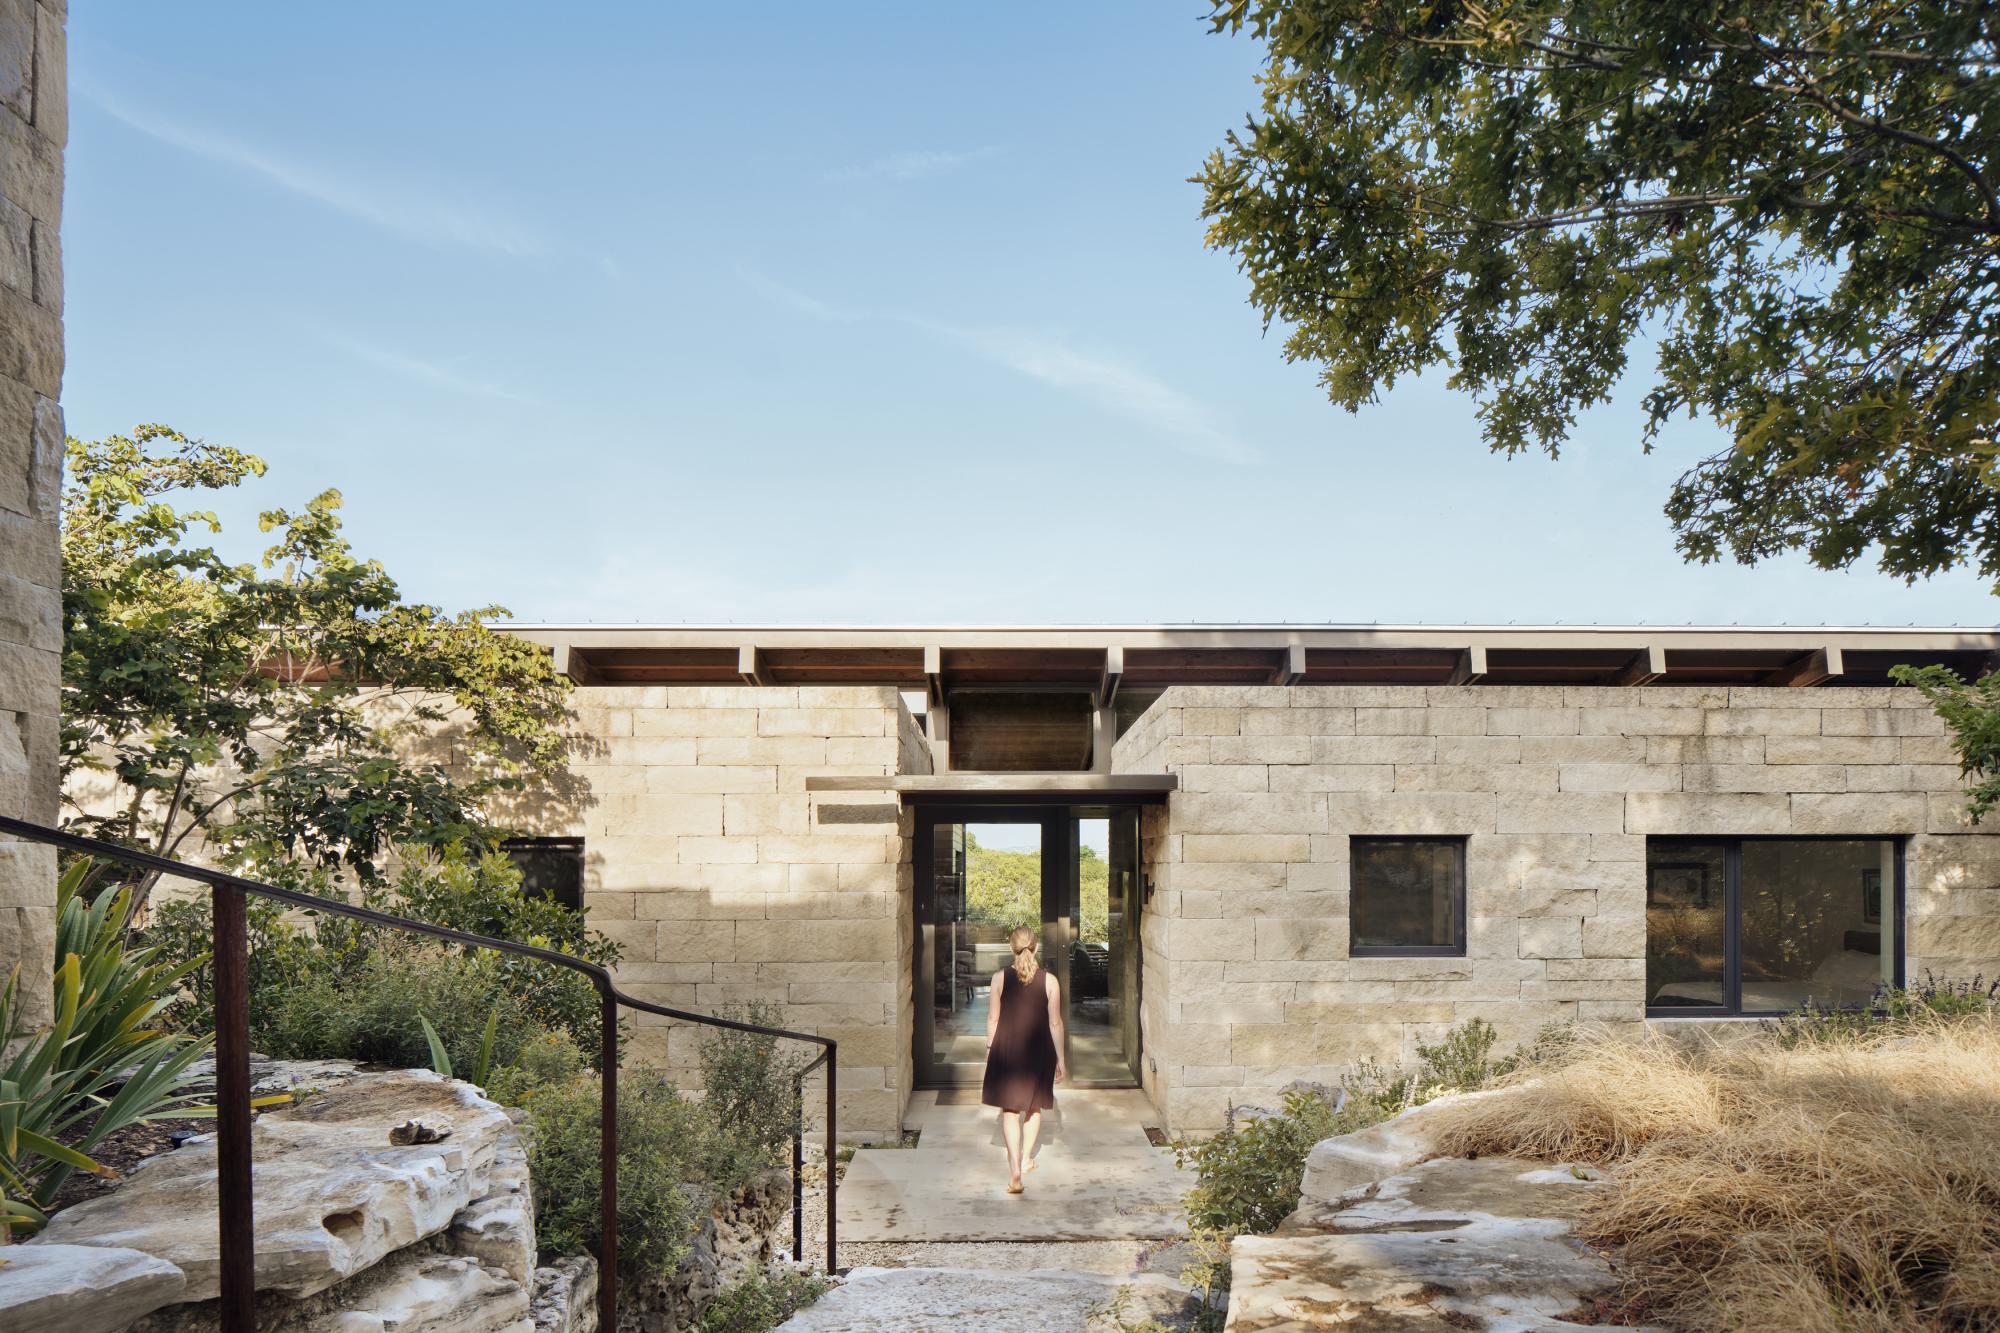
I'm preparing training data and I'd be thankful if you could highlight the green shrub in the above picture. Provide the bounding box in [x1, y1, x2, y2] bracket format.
[525, 1069, 711, 1279]
[260, 945, 540, 1076]
[1177, 1088, 1344, 1235]
[484, 1029, 588, 1107]
[692, 1267, 832, 1332]
[1413, 1016, 1496, 1092]
[147, 846, 621, 1062]
[700, 1004, 811, 1161]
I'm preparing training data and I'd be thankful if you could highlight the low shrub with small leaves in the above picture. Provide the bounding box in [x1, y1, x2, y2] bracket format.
[1177, 1088, 1345, 1235]
[1774, 972, 1998, 1048]
[260, 944, 541, 1076]
[526, 1069, 712, 1279]
[700, 1003, 812, 1158]
[483, 1029, 587, 1107]
[691, 1267, 832, 1332]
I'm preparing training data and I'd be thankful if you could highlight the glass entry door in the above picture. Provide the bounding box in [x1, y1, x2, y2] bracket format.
[914, 806, 1143, 1088]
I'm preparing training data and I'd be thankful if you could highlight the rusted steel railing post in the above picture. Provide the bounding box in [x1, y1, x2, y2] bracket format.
[791, 1074, 804, 1264]
[824, 1044, 837, 1274]
[211, 881, 256, 1333]
[598, 990, 619, 1324]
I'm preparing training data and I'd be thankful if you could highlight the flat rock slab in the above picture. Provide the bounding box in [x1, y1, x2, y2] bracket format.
[1229, 1156, 1656, 1333]
[0, 1242, 187, 1333]
[31, 1069, 512, 1303]
[840, 1090, 1190, 1243]
[776, 1266, 1193, 1333]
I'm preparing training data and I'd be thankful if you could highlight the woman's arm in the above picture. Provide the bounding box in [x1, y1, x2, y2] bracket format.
[1045, 971, 1067, 1082]
[986, 971, 1004, 1049]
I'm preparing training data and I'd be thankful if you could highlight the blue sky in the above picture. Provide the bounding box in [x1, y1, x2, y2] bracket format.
[63, 4, 1995, 628]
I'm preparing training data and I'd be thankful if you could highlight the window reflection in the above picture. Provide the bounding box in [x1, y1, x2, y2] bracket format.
[1646, 839, 1896, 1013]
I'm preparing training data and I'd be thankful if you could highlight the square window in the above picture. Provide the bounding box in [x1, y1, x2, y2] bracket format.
[1350, 837, 1466, 956]
[500, 837, 585, 912]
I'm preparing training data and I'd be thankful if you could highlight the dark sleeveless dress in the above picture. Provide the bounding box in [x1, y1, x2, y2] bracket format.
[981, 966, 1058, 1113]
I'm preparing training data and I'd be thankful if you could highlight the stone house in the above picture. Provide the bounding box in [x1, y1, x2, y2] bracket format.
[485, 625, 2000, 1139]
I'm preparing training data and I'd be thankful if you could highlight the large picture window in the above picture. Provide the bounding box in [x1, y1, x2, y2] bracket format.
[1646, 838, 1900, 1015]
[1350, 837, 1466, 957]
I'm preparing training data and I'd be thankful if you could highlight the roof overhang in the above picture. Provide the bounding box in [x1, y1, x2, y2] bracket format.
[806, 773, 1177, 804]
[506, 624, 2000, 691]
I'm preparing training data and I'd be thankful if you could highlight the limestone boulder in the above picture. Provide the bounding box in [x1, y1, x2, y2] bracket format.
[529, 1255, 598, 1333]
[0, 1242, 187, 1333]
[31, 1069, 513, 1302]
[1228, 1155, 1655, 1332]
[297, 1252, 531, 1333]
[1296, 1085, 1512, 1204]
[449, 1127, 535, 1286]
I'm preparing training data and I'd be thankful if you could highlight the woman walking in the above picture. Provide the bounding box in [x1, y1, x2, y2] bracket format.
[982, 924, 1066, 1194]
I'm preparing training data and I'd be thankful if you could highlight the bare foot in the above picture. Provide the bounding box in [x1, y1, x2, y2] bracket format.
[1024, 1156, 1038, 1174]
[1006, 1175, 1023, 1194]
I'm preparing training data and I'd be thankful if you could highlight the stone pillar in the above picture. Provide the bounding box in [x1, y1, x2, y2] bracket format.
[0, 0, 63, 1029]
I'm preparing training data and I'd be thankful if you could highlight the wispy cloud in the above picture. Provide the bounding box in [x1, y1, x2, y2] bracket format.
[923, 323, 1259, 465]
[740, 268, 1260, 464]
[826, 147, 1000, 183]
[82, 82, 550, 258]
[323, 330, 540, 405]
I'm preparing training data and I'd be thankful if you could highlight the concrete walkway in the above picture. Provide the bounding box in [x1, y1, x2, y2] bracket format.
[837, 1090, 1191, 1243]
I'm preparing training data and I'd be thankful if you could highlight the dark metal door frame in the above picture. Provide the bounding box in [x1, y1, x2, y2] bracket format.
[912, 802, 1144, 1090]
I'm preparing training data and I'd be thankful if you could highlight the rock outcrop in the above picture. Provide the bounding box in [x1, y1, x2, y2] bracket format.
[1295, 1086, 1510, 1204]
[1228, 1105, 1660, 1332]
[31, 1069, 514, 1303]
[295, 1251, 532, 1333]
[0, 1242, 187, 1333]
[530, 1255, 598, 1333]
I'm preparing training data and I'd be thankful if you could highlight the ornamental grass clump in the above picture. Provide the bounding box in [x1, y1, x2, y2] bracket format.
[1427, 1012, 2000, 1332]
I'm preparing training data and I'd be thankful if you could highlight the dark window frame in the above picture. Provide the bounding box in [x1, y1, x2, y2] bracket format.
[1644, 835, 1906, 1018]
[499, 836, 586, 912]
[1348, 835, 1469, 958]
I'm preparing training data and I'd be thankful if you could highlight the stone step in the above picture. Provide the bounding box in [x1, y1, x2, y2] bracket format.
[775, 1266, 1193, 1332]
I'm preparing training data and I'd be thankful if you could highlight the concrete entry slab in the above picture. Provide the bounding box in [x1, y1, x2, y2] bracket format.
[838, 1090, 1190, 1242]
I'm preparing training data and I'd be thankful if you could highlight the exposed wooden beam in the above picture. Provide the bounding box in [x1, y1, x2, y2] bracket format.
[1614, 645, 1669, 687]
[551, 645, 599, 686]
[738, 645, 769, 686]
[1273, 644, 1307, 686]
[1767, 646, 1843, 688]
[1096, 646, 1125, 708]
[1445, 646, 1488, 685]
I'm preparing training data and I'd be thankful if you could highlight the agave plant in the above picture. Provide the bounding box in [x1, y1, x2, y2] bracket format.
[0, 860, 217, 1237]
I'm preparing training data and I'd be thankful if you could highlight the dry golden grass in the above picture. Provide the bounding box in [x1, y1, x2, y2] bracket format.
[1429, 1018, 2000, 1332]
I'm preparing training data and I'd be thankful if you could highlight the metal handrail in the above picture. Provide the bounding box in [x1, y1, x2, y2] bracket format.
[0, 815, 838, 1331]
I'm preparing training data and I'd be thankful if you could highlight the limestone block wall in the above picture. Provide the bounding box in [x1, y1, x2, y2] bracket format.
[542, 685, 924, 1141]
[0, 0, 61, 1029]
[1115, 684, 2000, 1133]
